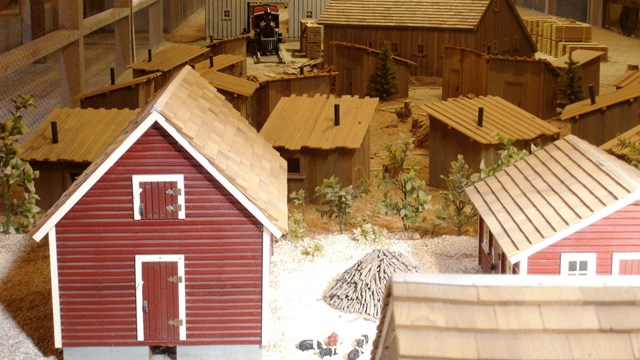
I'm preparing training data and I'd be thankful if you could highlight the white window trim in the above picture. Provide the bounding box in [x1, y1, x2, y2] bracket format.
[560, 253, 597, 276]
[132, 174, 185, 220]
[481, 219, 490, 253]
[612, 252, 640, 275]
[135, 254, 186, 341]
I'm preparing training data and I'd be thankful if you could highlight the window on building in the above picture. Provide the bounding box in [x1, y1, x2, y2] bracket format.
[305, 10, 313, 18]
[391, 42, 398, 53]
[132, 174, 186, 220]
[287, 157, 302, 175]
[481, 219, 490, 253]
[417, 44, 425, 55]
[223, 9, 231, 19]
[561, 253, 596, 276]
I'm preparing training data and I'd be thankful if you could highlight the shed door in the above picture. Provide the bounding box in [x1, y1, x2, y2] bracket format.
[140, 181, 180, 220]
[142, 261, 180, 341]
[613, 253, 640, 275]
[619, 259, 640, 275]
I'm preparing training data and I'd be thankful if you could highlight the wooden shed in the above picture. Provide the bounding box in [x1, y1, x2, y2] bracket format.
[128, 44, 210, 90]
[610, 65, 640, 89]
[318, 0, 536, 77]
[197, 67, 259, 124]
[205, 36, 249, 76]
[74, 72, 161, 110]
[443, 46, 559, 119]
[466, 134, 640, 276]
[260, 94, 378, 197]
[422, 95, 560, 189]
[373, 273, 640, 360]
[194, 53, 246, 78]
[560, 82, 640, 146]
[331, 41, 415, 98]
[20, 108, 139, 210]
[601, 123, 640, 160]
[550, 49, 603, 97]
[29, 66, 288, 360]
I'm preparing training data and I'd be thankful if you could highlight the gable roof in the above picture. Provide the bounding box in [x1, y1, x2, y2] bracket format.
[600, 124, 640, 158]
[31, 66, 288, 240]
[610, 67, 640, 88]
[20, 108, 140, 163]
[197, 69, 259, 97]
[549, 49, 604, 68]
[318, 0, 490, 29]
[331, 41, 417, 66]
[259, 94, 379, 150]
[128, 44, 209, 72]
[560, 82, 640, 120]
[374, 273, 640, 360]
[73, 72, 161, 101]
[421, 95, 560, 144]
[466, 135, 640, 263]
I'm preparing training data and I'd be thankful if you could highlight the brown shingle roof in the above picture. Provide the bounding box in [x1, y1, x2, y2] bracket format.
[421, 95, 560, 144]
[128, 44, 209, 72]
[197, 69, 259, 97]
[73, 72, 161, 101]
[465, 135, 640, 261]
[610, 68, 640, 88]
[318, 0, 490, 29]
[193, 54, 244, 72]
[601, 124, 640, 157]
[20, 108, 139, 163]
[560, 82, 640, 120]
[549, 49, 604, 68]
[259, 94, 379, 150]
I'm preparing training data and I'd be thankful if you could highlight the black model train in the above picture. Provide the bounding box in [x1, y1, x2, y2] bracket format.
[251, 5, 284, 63]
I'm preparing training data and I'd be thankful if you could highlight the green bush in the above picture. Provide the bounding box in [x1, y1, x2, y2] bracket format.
[286, 190, 306, 241]
[301, 241, 325, 257]
[352, 224, 388, 242]
[315, 176, 367, 233]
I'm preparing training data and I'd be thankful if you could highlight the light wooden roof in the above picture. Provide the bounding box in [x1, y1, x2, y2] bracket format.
[128, 44, 209, 72]
[486, 54, 560, 76]
[259, 94, 379, 150]
[600, 124, 640, 157]
[20, 108, 139, 163]
[259, 72, 337, 85]
[197, 69, 259, 97]
[32, 66, 287, 240]
[549, 49, 604, 68]
[373, 273, 640, 360]
[74, 72, 161, 100]
[466, 135, 640, 262]
[331, 41, 417, 66]
[193, 54, 244, 72]
[610, 68, 640, 88]
[561, 82, 640, 120]
[421, 95, 560, 144]
[318, 0, 490, 29]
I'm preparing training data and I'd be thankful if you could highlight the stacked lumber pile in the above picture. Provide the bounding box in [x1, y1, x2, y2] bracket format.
[522, 16, 608, 60]
[306, 23, 323, 59]
[323, 249, 422, 319]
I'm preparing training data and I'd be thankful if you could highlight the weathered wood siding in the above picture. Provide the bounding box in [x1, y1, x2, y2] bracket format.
[474, 0, 536, 57]
[570, 101, 640, 146]
[442, 47, 488, 100]
[207, 36, 248, 77]
[55, 124, 264, 347]
[79, 84, 155, 110]
[205, 0, 247, 40]
[527, 201, 640, 275]
[32, 162, 88, 211]
[218, 88, 252, 123]
[288, 0, 329, 39]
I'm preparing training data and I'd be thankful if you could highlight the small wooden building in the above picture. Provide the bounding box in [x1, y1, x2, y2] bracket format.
[29, 66, 288, 359]
[422, 95, 560, 188]
[560, 82, 640, 146]
[194, 53, 246, 78]
[197, 67, 259, 123]
[331, 41, 415, 98]
[466, 134, 640, 275]
[373, 273, 640, 360]
[443, 46, 559, 119]
[550, 49, 603, 97]
[600, 123, 640, 160]
[74, 72, 161, 109]
[318, 0, 536, 77]
[205, 36, 249, 76]
[610, 65, 640, 89]
[128, 44, 210, 90]
[260, 94, 378, 196]
[20, 108, 140, 210]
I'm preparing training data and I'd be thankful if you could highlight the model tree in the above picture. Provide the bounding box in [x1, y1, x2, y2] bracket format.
[1, 95, 41, 234]
[436, 155, 477, 235]
[556, 52, 584, 109]
[614, 135, 640, 170]
[368, 41, 400, 100]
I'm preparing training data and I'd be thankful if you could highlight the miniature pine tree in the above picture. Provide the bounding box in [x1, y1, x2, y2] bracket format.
[367, 41, 400, 100]
[556, 52, 584, 109]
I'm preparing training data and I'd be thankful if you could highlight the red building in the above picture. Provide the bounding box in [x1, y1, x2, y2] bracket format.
[466, 135, 640, 276]
[30, 66, 288, 359]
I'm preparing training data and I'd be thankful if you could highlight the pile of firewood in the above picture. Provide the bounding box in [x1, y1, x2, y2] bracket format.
[323, 249, 422, 319]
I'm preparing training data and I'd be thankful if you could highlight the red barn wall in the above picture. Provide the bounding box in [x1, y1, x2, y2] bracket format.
[527, 201, 640, 275]
[54, 123, 264, 347]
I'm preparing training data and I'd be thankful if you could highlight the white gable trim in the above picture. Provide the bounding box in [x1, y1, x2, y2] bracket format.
[510, 189, 640, 264]
[48, 227, 62, 348]
[261, 228, 271, 346]
[154, 116, 284, 238]
[32, 112, 162, 241]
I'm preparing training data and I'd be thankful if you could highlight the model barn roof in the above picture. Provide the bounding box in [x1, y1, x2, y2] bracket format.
[20, 108, 139, 163]
[549, 49, 604, 68]
[600, 124, 640, 158]
[466, 135, 640, 262]
[318, 0, 490, 29]
[128, 44, 209, 72]
[561, 82, 640, 120]
[373, 273, 640, 360]
[259, 94, 379, 150]
[73, 72, 161, 101]
[197, 68, 259, 97]
[610, 67, 640, 88]
[421, 95, 560, 144]
[31, 66, 287, 240]
[193, 54, 244, 72]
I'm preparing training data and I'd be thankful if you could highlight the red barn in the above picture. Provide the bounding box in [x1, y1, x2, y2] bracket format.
[466, 135, 640, 276]
[30, 66, 288, 359]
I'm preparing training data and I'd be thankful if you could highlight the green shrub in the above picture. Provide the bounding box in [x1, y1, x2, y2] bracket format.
[352, 224, 388, 242]
[286, 190, 306, 241]
[301, 241, 325, 257]
[315, 176, 367, 233]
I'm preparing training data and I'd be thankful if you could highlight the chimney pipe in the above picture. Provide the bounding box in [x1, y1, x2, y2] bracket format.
[299, 66, 304, 75]
[588, 84, 596, 105]
[147, 49, 152, 62]
[334, 103, 340, 126]
[477, 107, 484, 128]
[110, 67, 115, 85]
[51, 121, 59, 144]
[209, 54, 214, 68]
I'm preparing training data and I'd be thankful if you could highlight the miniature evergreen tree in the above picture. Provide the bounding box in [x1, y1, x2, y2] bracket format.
[368, 41, 400, 100]
[435, 155, 477, 235]
[556, 52, 584, 109]
[1, 95, 41, 234]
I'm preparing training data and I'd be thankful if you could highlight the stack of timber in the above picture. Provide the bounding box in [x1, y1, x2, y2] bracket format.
[323, 249, 422, 319]
[300, 19, 323, 59]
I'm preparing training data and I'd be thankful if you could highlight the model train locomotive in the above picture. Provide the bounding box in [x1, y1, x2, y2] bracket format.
[252, 5, 284, 63]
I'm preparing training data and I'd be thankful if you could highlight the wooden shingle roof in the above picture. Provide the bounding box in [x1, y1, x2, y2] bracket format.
[466, 135, 640, 262]
[20, 108, 139, 163]
[601, 124, 640, 157]
[259, 94, 379, 150]
[193, 54, 244, 72]
[560, 82, 640, 120]
[318, 0, 490, 29]
[373, 273, 640, 360]
[610, 68, 640, 89]
[32, 66, 287, 240]
[73, 72, 161, 101]
[421, 95, 560, 144]
[128, 44, 209, 72]
[549, 49, 604, 68]
[197, 69, 259, 97]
